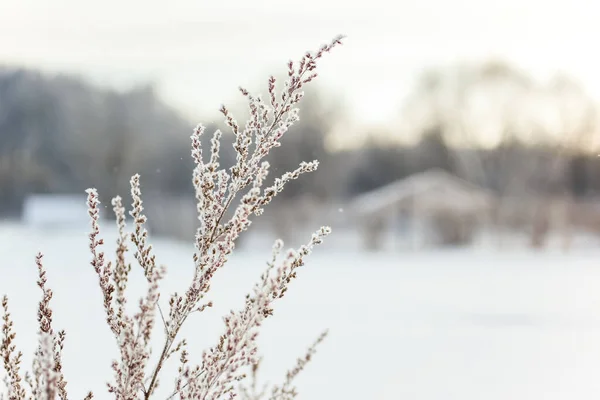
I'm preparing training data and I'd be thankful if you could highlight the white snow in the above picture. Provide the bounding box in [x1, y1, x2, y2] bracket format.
[2, 223, 600, 399]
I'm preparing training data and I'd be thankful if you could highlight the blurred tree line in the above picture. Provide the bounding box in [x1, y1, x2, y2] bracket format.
[344, 60, 600, 202]
[2, 63, 600, 226]
[0, 67, 231, 217]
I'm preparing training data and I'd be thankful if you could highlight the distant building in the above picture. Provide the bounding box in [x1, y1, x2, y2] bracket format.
[349, 169, 497, 249]
[22, 194, 89, 230]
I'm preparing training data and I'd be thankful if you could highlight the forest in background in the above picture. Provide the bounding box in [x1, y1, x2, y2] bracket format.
[2, 63, 600, 243]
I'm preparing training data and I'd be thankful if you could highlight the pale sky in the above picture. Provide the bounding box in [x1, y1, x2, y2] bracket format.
[1, 0, 599, 135]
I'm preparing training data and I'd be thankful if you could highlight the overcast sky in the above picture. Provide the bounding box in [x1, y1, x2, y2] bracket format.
[1, 0, 599, 134]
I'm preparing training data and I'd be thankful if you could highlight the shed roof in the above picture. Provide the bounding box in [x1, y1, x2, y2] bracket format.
[350, 169, 495, 216]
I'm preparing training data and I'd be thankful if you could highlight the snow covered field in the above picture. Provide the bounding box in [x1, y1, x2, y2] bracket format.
[2, 223, 600, 399]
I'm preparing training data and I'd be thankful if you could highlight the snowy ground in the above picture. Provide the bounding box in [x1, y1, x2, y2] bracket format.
[2, 223, 600, 399]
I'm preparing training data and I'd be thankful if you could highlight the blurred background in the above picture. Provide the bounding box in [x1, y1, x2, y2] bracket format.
[4, 1, 600, 399]
[3, 0, 600, 250]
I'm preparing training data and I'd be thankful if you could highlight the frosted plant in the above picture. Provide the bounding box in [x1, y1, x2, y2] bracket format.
[1, 34, 344, 400]
[238, 330, 329, 400]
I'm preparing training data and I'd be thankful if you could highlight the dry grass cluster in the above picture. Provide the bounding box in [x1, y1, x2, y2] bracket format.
[1, 35, 344, 400]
